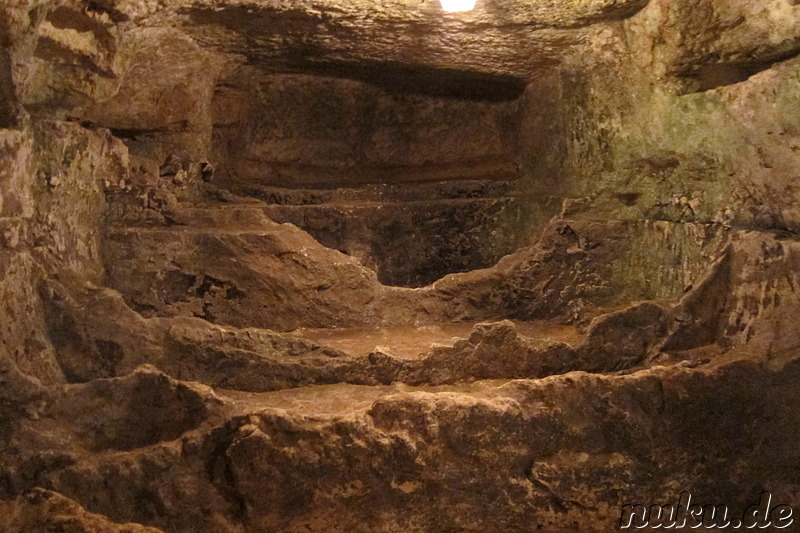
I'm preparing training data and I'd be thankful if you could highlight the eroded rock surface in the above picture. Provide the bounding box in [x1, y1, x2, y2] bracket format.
[2, 0, 800, 531]
[1, 488, 166, 533]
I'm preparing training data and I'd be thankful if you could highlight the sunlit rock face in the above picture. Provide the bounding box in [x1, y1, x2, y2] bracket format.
[2, 0, 800, 531]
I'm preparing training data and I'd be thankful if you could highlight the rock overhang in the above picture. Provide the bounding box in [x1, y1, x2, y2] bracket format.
[151, 0, 653, 87]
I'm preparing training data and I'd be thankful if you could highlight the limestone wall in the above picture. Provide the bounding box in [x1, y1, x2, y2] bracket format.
[526, 0, 800, 232]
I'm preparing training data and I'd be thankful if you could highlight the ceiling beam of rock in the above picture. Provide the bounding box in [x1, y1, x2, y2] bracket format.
[113, 0, 652, 83]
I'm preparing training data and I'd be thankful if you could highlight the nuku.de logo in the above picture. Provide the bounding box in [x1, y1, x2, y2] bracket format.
[620, 492, 794, 529]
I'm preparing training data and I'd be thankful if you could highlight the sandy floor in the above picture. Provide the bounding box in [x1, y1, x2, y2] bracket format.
[292, 319, 584, 359]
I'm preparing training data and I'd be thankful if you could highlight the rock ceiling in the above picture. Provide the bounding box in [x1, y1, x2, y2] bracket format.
[76, 0, 651, 93]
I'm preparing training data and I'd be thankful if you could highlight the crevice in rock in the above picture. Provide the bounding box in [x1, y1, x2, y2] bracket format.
[679, 47, 800, 93]
[0, 49, 19, 129]
[262, 61, 530, 102]
[109, 121, 191, 140]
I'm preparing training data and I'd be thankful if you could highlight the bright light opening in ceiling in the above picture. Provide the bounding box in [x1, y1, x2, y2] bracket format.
[439, 0, 477, 12]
